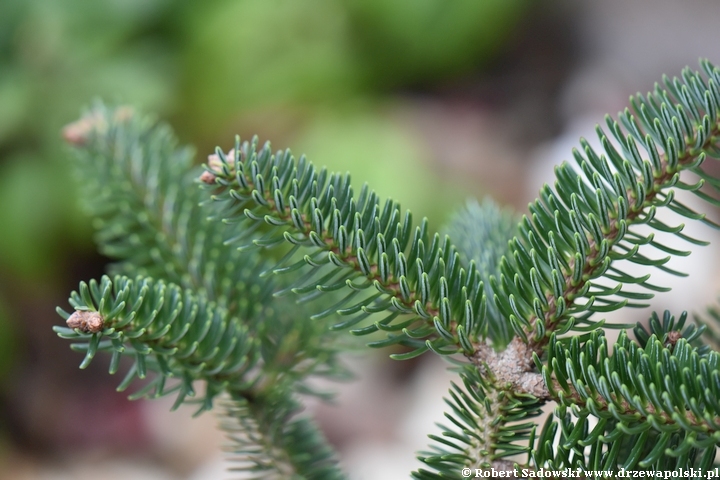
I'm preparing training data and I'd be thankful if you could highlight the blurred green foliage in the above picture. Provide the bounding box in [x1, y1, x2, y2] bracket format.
[0, 0, 178, 281]
[181, 0, 362, 128]
[0, 157, 87, 280]
[293, 106, 468, 223]
[0, 296, 15, 385]
[179, 0, 528, 138]
[0, 0, 528, 399]
[346, 0, 528, 88]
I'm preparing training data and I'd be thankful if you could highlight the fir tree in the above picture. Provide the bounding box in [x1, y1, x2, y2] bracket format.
[55, 60, 720, 478]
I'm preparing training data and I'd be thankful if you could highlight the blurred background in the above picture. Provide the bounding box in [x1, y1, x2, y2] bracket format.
[2, 0, 720, 478]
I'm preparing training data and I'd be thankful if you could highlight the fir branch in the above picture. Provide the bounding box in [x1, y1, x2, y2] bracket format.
[533, 406, 717, 473]
[55, 275, 347, 477]
[413, 365, 542, 479]
[222, 394, 344, 480]
[200, 144, 549, 472]
[60, 106, 350, 475]
[62, 104, 347, 388]
[63, 104, 275, 320]
[445, 199, 519, 348]
[53, 61, 720, 477]
[540, 328, 720, 465]
[528, 315, 720, 473]
[203, 140, 488, 358]
[634, 310, 707, 351]
[55, 275, 258, 413]
[496, 60, 720, 358]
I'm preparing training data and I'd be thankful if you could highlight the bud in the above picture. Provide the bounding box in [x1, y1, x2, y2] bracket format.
[62, 106, 133, 146]
[66, 311, 105, 333]
[209, 149, 237, 170]
[62, 115, 102, 146]
[199, 170, 217, 184]
[665, 330, 682, 349]
[200, 149, 237, 184]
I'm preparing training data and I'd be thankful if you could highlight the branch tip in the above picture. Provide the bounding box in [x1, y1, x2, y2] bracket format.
[62, 106, 134, 146]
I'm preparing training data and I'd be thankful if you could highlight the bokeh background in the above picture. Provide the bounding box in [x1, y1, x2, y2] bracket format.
[2, 0, 720, 478]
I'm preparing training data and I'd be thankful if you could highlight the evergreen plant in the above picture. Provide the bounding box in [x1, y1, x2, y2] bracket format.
[56, 60, 720, 478]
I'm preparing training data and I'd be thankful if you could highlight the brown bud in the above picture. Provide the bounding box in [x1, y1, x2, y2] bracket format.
[62, 111, 107, 146]
[66, 311, 105, 333]
[199, 170, 217, 184]
[665, 330, 682, 349]
[210, 149, 237, 172]
[200, 149, 237, 183]
[62, 117, 94, 146]
[206, 153, 222, 171]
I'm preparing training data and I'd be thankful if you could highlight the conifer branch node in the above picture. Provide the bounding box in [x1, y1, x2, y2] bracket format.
[473, 337, 549, 399]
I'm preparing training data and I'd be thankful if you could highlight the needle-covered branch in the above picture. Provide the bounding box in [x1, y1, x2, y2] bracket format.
[59, 107, 349, 477]
[532, 317, 718, 472]
[53, 61, 720, 479]
[497, 60, 720, 353]
[413, 364, 543, 479]
[202, 140, 491, 359]
[55, 275, 258, 412]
